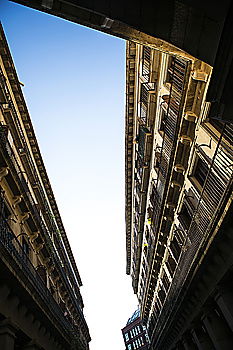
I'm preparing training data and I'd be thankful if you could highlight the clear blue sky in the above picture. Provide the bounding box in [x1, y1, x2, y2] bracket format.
[0, 1, 137, 349]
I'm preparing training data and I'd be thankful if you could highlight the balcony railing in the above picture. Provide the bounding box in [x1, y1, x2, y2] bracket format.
[0, 70, 80, 292]
[152, 123, 233, 347]
[139, 82, 156, 125]
[0, 127, 89, 337]
[0, 216, 73, 337]
[138, 125, 152, 161]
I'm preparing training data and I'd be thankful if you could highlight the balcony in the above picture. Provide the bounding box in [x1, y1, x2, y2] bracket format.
[138, 125, 152, 163]
[134, 209, 144, 234]
[0, 212, 90, 349]
[140, 58, 190, 323]
[151, 57, 189, 213]
[136, 125, 152, 194]
[152, 124, 233, 341]
[0, 217, 74, 339]
[0, 127, 90, 340]
[0, 68, 82, 293]
[139, 82, 156, 126]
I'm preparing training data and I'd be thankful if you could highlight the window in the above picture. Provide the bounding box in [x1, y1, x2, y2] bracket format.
[153, 301, 161, 317]
[170, 239, 181, 262]
[37, 265, 47, 284]
[179, 202, 192, 229]
[193, 156, 209, 187]
[165, 56, 186, 93]
[159, 293, 165, 308]
[178, 190, 197, 230]
[125, 333, 129, 341]
[176, 231, 186, 249]
[1, 201, 11, 219]
[158, 288, 166, 305]
[209, 118, 224, 133]
[162, 270, 170, 292]
[137, 325, 141, 334]
[127, 344, 132, 350]
[166, 255, 176, 277]
[145, 333, 150, 342]
[159, 109, 166, 132]
[22, 237, 30, 257]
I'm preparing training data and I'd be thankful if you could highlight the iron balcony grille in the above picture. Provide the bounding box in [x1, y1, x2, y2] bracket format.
[0, 215, 72, 337]
[135, 153, 144, 179]
[138, 125, 152, 161]
[0, 218, 88, 350]
[140, 103, 147, 124]
[153, 123, 233, 347]
[139, 82, 155, 125]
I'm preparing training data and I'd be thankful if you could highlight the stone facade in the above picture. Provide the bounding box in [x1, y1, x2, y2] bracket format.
[125, 41, 233, 349]
[0, 24, 90, 350]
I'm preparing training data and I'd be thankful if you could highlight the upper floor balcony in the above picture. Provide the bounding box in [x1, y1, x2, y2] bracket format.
[140, 55, 209, 320]
[0, 125, 90, 344]
[0, 212, 89, 349]
[148, 122, 233, 346]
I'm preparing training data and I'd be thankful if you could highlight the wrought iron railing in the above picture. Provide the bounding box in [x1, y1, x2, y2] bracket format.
[0, 69, 80, 293]
[0, 127, 88, 334]
[0, 215, 72, 336]
[138, 125, 151, 161]
[140, 46, 156, 125]
[139, 82, 156, 126]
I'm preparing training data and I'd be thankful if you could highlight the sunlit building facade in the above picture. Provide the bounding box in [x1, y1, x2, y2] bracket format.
[0, 25, 90, 350]
[125, 41, 233, 349]
[122, 309, 149, 350]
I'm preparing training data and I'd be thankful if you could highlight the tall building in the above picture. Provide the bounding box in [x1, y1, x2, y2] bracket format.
[0, 25, 90, 350]
[122, 309, 149, 350]
[125, 41, 233, 349]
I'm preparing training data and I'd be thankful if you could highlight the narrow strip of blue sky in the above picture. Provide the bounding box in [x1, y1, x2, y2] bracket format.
[0, 1, 138, 349]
